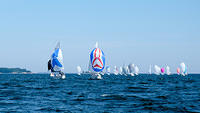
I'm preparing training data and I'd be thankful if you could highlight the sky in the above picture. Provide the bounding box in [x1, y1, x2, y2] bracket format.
[0, 0, 200, 73]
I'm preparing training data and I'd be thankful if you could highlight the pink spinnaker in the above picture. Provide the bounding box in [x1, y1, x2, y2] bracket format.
[161, 68, 165, 73]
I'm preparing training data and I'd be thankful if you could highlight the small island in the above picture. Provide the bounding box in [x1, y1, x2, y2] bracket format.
[0, 68, 32, 74]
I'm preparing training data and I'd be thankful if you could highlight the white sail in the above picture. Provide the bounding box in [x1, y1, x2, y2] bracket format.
[119, 67, 123, 75]
[134, 66, 139, 75]
[128, 63, 134, 76]
[106, 66, 111, 75]
[77, 66, 82, 75]
[122, 65, 128, 75]
[113, 66, 119, 75]
[154, 65, 161, 75]
[149, 65, 152, 74]
[122, 65, 129, 75]
[180, 62, 187, 76]
[166, 66, 171, 75]
[126, 66, 129, 74]
[95, 42, 98, 48]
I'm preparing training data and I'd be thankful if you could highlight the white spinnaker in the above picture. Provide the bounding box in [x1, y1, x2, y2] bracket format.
[166, 66, 171, 75]
[77, 66, 82, 75]
[154, 65, 161, 75]
[134, 66, 139, 75]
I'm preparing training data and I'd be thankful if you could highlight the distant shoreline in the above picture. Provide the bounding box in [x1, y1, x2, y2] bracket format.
[0, 67, 32, 74]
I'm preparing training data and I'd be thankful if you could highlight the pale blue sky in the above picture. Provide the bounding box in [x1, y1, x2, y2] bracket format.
[0, 0, 200, 73]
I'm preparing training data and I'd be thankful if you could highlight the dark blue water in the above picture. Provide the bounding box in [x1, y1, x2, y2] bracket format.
[0, 74, 199, 113]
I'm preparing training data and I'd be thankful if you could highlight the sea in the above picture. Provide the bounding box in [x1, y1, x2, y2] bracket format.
[0, 74, 199, 113]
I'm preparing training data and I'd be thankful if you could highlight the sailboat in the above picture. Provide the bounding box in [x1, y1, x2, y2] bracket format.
[149, 65, 152, 75]
[154, 65, 161, 75]
[177, 68, 180, 75]
[180, 62, 188, 76]
[134, 66, 139, 75]
[126, 66, 129, 75]
[88, 42, 105, 79]
[166, 66, 171, 75]
[106, 66, 111, 75]
[119, 66, 123, 75]
[122, 65, 128, 76]
[77, 66, 82, 75]
[113, 66, 119, 75]
[48, 42, 65, 79]
[128, 63, 134, 76]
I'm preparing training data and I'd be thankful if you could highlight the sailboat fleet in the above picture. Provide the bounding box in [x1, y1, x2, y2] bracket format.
[48, 42, 189, 79]
[151, 63, 188, 76]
